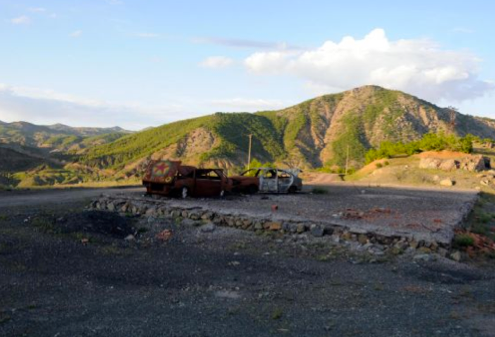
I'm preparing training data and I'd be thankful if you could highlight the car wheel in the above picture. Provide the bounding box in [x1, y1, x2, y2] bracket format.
[181, 187, 189, 199]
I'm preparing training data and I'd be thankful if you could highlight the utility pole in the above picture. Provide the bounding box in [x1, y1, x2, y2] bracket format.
[345, 145, 350, 175]
[247, 134, 253, 170]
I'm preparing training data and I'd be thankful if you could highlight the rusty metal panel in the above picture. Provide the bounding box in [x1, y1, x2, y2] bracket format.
[143, 160, 181, 184]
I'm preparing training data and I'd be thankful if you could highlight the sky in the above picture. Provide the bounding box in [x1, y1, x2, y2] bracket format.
[0, 0, 494, 130]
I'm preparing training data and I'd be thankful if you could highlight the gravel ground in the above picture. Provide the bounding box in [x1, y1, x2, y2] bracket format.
[1, 195, 494, 337]
[108, 184, 478, 245]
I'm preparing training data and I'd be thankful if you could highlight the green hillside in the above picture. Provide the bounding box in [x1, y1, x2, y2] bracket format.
[4, 85, 495, 188]
[79, 85, 495, 174]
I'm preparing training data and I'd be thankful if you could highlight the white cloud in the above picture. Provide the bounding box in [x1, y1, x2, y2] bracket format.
[28, 7, 46, 13]
[0, 83, 187, 130]
[244, 28, 494, 102]
[209, 98, 288, 112]
[133, 33, 160, 38]
[200, 56, 234, 69]
[10, 16, 30, 25]
[70, 30, 83, 38]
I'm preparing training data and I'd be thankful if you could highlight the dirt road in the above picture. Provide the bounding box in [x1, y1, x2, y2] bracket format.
[0, 187, 143, 209]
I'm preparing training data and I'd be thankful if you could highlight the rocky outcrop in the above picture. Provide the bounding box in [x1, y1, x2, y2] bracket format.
[419, 155, 488, 172]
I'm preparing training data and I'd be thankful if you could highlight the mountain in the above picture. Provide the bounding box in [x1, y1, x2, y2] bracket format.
[79, 85, 495, 175]
[0, 121, 132, 152]
[3, 85, 495, 188]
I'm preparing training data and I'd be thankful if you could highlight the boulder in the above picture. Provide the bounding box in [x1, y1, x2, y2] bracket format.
[439, 178, 455, 187]
[438, 159, 458, 171]
[310, 224, 324, 237]
[459, 155, 486, 172]
[419, 158, 442, 170]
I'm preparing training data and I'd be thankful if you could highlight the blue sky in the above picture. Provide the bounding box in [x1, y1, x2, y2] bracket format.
[0, 0, 494, 130]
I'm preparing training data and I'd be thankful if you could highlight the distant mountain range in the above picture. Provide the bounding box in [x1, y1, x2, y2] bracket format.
[2, 85, 495, 187]
[0, 121, 130, 151]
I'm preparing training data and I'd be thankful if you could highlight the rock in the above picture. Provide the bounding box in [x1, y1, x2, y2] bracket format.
[310, 224, 324, 237]
[189, 213, 200, 220]
[268, 222, 282, 231]
[201, 212, 213, 220]
[439, 159, 458, 171]
[437, 247, 448, 257]
[432, 175, 440, 181]
[342, 232, 352, 241]
[201, 223, 216, 233]
[418, 247, 432, 254]
[419, 158, 442, 170]
[124, 234, 135, 241]
[480, 179, 491, 186]
[107, 202, 115, 211]
[181, 219, 197, 227]
[145, 207, 157, 216]
[296, 224, 306, 234]
[459, 155, 486, 172]
[450, 250, 462, 262]
[254, 222, 263, 230]
[413, 254, 432, 262]
[358, 234, 368, 245]
[440, 178, 455, 187]
[409, 240, 419, 249]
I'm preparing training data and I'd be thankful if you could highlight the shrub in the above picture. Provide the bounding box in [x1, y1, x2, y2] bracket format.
[365, 132, 474, 164]
[312, 187, 329, 194]
[375, 163, 383, 168]
[453, 234, 475, 248]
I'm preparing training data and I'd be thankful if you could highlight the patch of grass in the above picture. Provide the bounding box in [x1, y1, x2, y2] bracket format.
[271, 308, 283, 320]
[32, 216, 59, 234]
[375, 163, 383, 169]
[0, 315, 11, 324]
[137, 227, 148, 234]
[0, 215, 8, 221]
[311, 187, 329, 194]
[453, 234, 475, 248]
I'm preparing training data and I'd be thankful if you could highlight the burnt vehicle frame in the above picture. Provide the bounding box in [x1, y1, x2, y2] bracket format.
[143, 160, 231, 198]
[230, 167, 303, 194]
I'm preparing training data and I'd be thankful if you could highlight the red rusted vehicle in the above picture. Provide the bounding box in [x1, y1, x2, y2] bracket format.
[142, 160, 232, 198]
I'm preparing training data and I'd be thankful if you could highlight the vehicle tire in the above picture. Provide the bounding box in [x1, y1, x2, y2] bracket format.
[288, 186, 297, 194]
[248, 185, 258, 194]
[181, 187, 189, 199]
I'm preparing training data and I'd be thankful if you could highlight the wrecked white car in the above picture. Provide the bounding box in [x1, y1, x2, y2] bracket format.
[230, 167, 303, 194]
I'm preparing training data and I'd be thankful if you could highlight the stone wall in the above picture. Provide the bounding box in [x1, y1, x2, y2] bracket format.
[88, 195, 454, 257]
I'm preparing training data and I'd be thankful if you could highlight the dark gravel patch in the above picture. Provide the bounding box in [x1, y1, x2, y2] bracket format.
[0, 201, 494, 337]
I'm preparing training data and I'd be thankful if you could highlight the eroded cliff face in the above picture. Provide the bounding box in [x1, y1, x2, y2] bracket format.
[79, 85, 495, 175]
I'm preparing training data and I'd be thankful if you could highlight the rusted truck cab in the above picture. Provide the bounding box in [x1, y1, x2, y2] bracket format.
[142, 160, 232, 198]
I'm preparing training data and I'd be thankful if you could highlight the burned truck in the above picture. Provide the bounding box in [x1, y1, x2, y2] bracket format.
[230, 167, 303, 194]
[142, 160, 232, 198]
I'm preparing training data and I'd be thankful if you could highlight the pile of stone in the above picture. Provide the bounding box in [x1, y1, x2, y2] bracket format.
[89, 196, 453, 258]
[419, 155, 488, 172]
